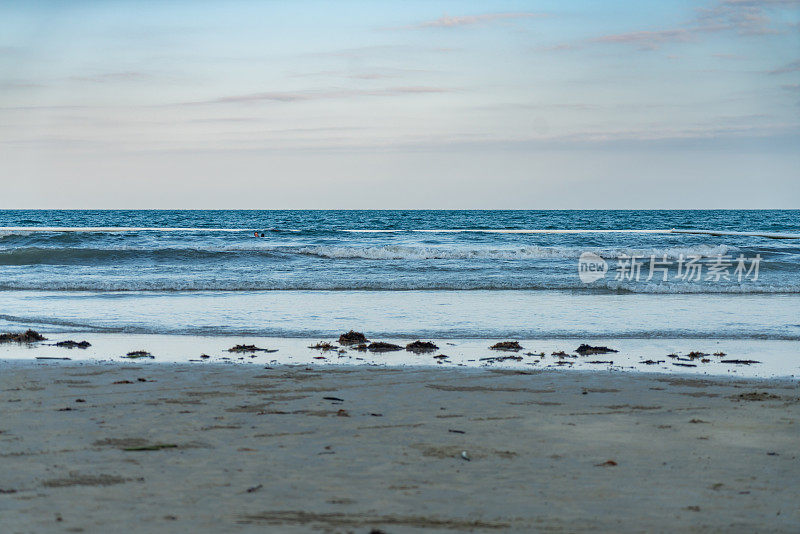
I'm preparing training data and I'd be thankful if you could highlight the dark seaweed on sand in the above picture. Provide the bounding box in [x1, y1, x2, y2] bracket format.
[367, 342, 403, 353]
[575, 344, 618, 355]
[0, 330, 46, 343]
[490, 341, 523, 352]
[405, 340, 439, 354]
[338, 331, 369, 345]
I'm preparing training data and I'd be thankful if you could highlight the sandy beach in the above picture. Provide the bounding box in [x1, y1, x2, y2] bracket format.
[4, 0, 799, 529]
[1, 360, 798, 533]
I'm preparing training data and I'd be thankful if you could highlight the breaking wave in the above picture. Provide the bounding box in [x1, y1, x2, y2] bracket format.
[0, 278, 797, 293]
[0, 243, 747, 265]
[295, 244, 739, 260]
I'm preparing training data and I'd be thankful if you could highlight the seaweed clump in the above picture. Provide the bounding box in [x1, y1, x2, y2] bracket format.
[338, 331, 369, 345]
[0, 330, 46, 343]
[367, 342, 403, 353]
[490, 341, 523, 352]
[575, 344, 618, 355]
[405, 340, 439, 354]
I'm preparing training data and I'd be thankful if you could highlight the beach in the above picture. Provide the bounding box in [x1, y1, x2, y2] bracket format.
[1, 210, 798, 531]
[4, 0, 799, 527]
[2, 359, 798, 533]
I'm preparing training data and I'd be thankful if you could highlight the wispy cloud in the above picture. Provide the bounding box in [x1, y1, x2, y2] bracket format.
[305, 44, 455, 59]
[69, 71, 152, 83]
[769, 59, 800, 74]
[411, 12, 546, 29]
[589, 27, 722, 50]
[0, 80, 43, 90]
[291, 67, 435, 81]
[694, 0, 796, 35]
[545, 0, 797, 52]
[133, 122, 800, 154]
[187, 86, 452, 105]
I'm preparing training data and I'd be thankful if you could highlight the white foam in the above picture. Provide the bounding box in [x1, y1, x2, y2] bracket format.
[344, 229, 670, 234]
[2, 226, 797, 238]
[671, 229, 800, 239]
[295, 244, 738, 261]
[0, 226, 248, 233]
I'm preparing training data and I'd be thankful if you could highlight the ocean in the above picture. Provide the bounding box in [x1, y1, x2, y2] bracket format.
[0, 209, 798, 340]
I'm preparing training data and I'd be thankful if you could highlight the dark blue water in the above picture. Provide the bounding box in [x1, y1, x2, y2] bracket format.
[0, 210, 798, 339]
[0, 210, 798, 292]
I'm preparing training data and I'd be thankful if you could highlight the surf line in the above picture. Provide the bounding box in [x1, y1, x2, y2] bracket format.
[671, 229, 800, 240]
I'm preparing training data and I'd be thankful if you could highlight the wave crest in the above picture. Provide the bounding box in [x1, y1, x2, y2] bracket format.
[296, 244, 738, 260]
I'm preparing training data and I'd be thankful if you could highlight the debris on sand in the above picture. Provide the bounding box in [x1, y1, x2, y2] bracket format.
[713, 351, 726, 356]
[246, 484, 263, 493]
[405, 340, 439, 354]
[54, 340, 91, 349]
[575, 344, 618, 355]
[639, 360, 665, 365]
[735, 391, 779, 402]
[480, 355, 523, 363]
[552, 351, 575, 358]
[0, 330, 46, 343]
[595, 460, 618, 467]
[336, 409, 350, 417]
[686, 351, 709, 359]
[338, 331, 369, 345]
[460, 451, 471, 461]
[490, 341, 523, 352]
[433, 354, 449, 360]
[227, 345, 277, 353]
[200, 354, 210, 359]
[366, 342, 403, 353]
[123, 443, 178, 451]
[123, 351, 154, 359]
[35, 356, 71, 360]
[309, 342, 338, 351]
[586, 360, 614, 364]
[720, 359, 760, 365]
[672, 363, 697, 368]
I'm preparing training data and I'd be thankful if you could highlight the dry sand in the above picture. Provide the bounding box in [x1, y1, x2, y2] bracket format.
[1, 361, 798, 533]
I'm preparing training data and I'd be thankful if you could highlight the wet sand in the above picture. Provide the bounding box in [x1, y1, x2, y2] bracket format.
[1, 361, 798, 532]
[1, 332, 798, 379]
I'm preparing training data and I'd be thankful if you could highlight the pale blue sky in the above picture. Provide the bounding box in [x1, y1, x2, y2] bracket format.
[1, 0, 798, 208]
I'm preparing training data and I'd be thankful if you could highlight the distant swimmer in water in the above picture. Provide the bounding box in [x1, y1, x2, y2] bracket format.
[254, 231, 259, 237]
[260, 233, 265, 237]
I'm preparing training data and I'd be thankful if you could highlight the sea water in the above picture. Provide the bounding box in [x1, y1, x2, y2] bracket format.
[0, 210, 798, 340]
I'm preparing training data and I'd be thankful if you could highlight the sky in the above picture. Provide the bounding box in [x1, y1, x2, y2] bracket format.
[1, 0, 798, 209]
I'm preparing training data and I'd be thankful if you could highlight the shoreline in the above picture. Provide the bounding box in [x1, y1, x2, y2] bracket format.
[1, 362, 798, 532]
[1, 331, 798, 379]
